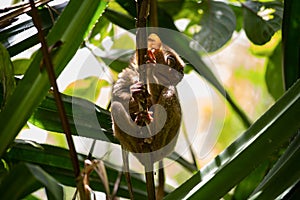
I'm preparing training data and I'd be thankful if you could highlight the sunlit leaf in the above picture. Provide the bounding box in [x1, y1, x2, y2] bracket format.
[111, 34, 135, 50]
[174, 1, 201, 26]
[99, 49, 134, 73]
[249, 31, 281, 57]
[115, 0, 136, 17]
[22, 194, 40, 200]
[192, 0, 236, 52]
[12, 58, 31, 75]
[89, 17, 114, 48]
[0, 2, 67, 57]
[64, 76, 110, 103]
[243, 1, 283, 45]
[0, 43, 15, 108]
[0, 0, 109, 156]
[230, 3, 243, 32]
[0, 159, 8, 183]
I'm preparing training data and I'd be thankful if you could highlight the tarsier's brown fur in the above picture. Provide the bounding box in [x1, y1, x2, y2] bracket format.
[111, 34, 185, 165]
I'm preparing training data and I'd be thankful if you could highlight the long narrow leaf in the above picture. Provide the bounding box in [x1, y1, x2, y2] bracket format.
[282, 0, 300, 89]
[29, 93, 117, 143]
[250, 132, 300, 199]
[0, 43, 15, 108]
[0, 162, 63, 200]
[103, 9, 136, 32]
[233, 161, 269, 199]
[0, 0, 108, 156]
[5, 140, 148, 199]
[29, 93, 196, 172]
[164, 78, 300, 199]
[167, 151, 197, 173]
[265, 42, 284, 100]
[0, 2, 67, 57]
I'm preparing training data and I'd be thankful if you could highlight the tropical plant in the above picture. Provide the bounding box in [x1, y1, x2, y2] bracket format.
[0, 0, 299, 199]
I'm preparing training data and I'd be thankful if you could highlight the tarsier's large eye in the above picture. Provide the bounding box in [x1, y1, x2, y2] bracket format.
[166, 55, 176, 68]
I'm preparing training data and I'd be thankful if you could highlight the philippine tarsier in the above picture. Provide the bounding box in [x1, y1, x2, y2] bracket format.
[111, 34, 185, 165]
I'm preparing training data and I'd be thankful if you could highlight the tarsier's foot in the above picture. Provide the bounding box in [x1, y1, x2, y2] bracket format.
[135, 110, 153, 126]
[130, 82, 153, 126]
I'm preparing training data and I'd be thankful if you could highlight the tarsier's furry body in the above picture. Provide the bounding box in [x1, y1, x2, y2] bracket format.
[111, 34, 185, 165]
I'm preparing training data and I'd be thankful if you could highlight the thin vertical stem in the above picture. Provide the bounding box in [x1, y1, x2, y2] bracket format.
[136, 0, 150, 84]
[144, 153, 156, 200]
[29, 1, 85, 199]
[135, 1, 156, 199]
[145, 165, 156, 200]
[157, 161, 165, 199]
[182, 121, 198, 169]
[149, 0, 158, 27]
[122, 150, 135, 200]
[111, 171, 122, 200]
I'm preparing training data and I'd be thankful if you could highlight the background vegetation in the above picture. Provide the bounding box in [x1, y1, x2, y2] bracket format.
[0, 0, 299, 199]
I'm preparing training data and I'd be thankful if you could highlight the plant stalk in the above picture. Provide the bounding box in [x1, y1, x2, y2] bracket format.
[122, 149, 135, 200]
[157, 161, 165, 199]
[145, 160, 156, 200]
[29, 1, 85, 199]
[135, 1, 157, 199]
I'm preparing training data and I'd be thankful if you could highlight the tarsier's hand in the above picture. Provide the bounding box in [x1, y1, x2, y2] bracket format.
[111, 34, 185, 165]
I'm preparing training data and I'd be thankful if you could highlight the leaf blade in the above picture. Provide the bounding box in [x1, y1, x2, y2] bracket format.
[0, 162, 63, 200]
[250, 133, 300, 199]
[193, 0, 236, 52]
[282, 0, 300, 89]
[265, 42, 284, 100]
[165, 78, 300, 199]
[243, 1, 283, 45]
[29, 93, 117, 144]
[5, 140, 148, 199]
[0, 43, 15, 108]
[0, 0, 108, 156]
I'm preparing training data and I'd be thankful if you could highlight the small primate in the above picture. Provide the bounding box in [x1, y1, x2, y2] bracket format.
[111, 34, 185, 165]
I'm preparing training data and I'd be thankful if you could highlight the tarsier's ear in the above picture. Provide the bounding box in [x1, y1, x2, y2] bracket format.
[148, 33, 162, 50]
